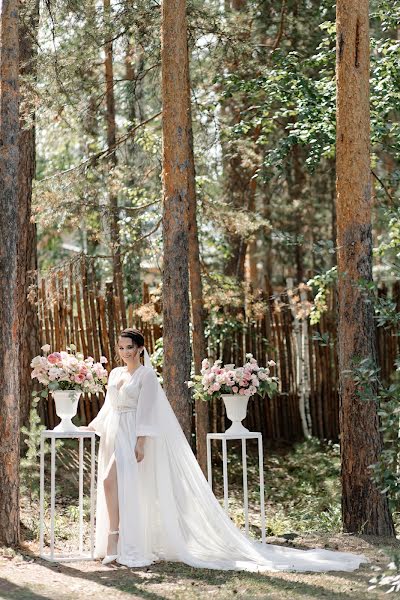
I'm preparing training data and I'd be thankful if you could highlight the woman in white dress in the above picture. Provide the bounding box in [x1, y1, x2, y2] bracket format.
[85, 328, 367, 572]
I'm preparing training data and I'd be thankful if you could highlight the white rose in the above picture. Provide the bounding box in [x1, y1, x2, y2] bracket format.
[30, 356, 42, 368]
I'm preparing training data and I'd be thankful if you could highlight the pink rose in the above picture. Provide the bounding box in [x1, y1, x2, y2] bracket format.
[48, 352, 62, 365]
[74, 373, 85, 384]
[232, 386, 238, 393]
[100, 356, 108, 364]
[93, 364, 107, 378]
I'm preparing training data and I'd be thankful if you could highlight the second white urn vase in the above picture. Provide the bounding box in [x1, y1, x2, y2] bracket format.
[221, 394, 250, 435]
[52, 390, 81, 432]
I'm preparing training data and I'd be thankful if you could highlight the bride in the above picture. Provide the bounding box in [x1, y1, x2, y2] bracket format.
[85, 327, 367, 572]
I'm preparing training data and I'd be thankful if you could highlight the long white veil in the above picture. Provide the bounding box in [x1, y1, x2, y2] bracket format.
[138, 348, 366, 572]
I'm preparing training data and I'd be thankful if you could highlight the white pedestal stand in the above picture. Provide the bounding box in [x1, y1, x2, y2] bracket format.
[206, 432, 266, 543]
[39, 430, 96, 562]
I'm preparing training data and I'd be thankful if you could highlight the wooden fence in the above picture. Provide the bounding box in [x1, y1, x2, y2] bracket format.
[36, 255, 400, 444]
[37, 256, 161, 429]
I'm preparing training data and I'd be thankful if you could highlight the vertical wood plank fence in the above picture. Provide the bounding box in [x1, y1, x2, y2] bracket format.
[36, 256, 399, 445]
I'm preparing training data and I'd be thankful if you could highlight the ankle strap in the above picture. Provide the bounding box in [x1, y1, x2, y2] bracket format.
[108, 530, 119, 535]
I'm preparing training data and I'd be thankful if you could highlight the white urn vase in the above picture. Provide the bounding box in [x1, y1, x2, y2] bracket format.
[221, 393, 250, 435]
[52, 390, 81, 432]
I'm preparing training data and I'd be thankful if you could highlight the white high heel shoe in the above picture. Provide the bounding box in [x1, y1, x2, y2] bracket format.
[102, 530, 119, 565]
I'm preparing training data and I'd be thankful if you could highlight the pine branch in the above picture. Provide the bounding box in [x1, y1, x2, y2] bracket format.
[39, 111, 162, 182]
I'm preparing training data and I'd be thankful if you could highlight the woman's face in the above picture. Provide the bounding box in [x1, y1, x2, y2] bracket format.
[118, 337, 142, 363]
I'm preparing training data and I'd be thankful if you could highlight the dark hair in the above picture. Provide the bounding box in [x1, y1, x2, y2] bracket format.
[118, 328, 145, 356]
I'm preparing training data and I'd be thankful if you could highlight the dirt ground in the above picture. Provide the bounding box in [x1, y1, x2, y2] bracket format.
[0, 533, 398, 600]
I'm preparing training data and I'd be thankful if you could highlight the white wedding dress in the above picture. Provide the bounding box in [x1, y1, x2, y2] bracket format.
[89, 350, 367, 572]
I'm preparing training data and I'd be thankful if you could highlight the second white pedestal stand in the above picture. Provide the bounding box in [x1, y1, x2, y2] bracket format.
[39, 430, 96, 562]
[206, 431, 266, 543]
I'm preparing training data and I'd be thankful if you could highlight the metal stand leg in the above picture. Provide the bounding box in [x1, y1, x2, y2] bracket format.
[50, 437, 56, 560]
[39, 432, 97, 562]
[222, 438, 228, 512]
[39, 434, 45, 556]
[242, 438, 249, 537]
[79, 436, 84, 555]
[207, 433, 266, 543]
[258, 436, 266, 543]
[207, 435, 212, 489]
[90, 434, 95, 559]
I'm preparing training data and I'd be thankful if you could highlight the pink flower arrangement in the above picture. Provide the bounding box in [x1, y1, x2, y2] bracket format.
[31, 344, 108, 395]
[187, 353, 278, 401]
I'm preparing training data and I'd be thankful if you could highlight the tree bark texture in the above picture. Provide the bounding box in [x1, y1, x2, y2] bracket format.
[161, 0, 192, 440]
[336, 0, 395, 535]
[104, 0, 126, 327]
[187, 119, 209, 474]
[0, 0, 21, 545]
[222, 1, 260, 282]
[18, 0, 40, 430]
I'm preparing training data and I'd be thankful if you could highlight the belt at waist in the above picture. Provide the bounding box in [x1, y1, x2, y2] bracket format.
[111, 406, 137, 414]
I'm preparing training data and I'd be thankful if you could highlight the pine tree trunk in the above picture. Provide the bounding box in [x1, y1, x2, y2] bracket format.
[0, 0, 21, 545]
[104, 0, 125, 324]
[336, 0, 395, 535]
[222, 0, 260, 282]
[161, 0, 192, 440]
[18, 0, 40, 430]
[187, 121, 209, 473]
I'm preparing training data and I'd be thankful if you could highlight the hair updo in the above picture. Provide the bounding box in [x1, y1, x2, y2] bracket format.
[119, 328, 145, 356]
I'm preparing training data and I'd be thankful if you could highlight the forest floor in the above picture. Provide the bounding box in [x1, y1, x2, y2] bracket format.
[1, 439, 399, 599]
[1, 533, 398, 600]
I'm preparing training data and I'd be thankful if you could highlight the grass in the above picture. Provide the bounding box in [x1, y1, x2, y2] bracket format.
[4, 438, 399, 599]
[212, 437, 342, 538]
[0, 538, 397, 599]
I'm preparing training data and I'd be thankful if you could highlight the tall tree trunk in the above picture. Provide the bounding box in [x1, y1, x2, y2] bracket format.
[287, 123, 307, 283]
[104, 0, 126, 326]
[336, 0, 394, 535]
[123, 35, 143, 305]
[18, 0, 40, 431]
[222, 0, 257, 282]
[330, 163, 337, 268]
[0, 0, 21, 545]
[161, 0, 192, 440]
[188, 123, 209, 473]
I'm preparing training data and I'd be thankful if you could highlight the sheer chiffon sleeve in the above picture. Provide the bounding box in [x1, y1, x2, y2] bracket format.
[136, 367, 159, 437]
[88, 367, 119, 436]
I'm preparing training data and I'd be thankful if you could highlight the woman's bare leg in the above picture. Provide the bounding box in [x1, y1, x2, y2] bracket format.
[103, 458, 119, 555]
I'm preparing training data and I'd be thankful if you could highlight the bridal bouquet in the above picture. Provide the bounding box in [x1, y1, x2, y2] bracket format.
[187, 353, 278, 402]
[31, 344, 109, 395]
